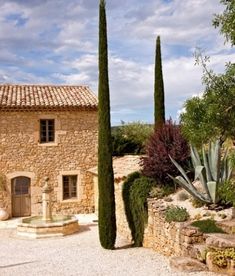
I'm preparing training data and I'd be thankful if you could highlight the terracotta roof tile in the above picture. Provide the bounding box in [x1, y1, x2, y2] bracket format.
[0, 84, 98, 111]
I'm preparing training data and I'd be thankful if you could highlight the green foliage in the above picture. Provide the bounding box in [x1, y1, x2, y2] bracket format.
[122, 171, 141, 244]
[149, 185, 174, 199]
[112, 121, 153, 156]
[213, 0, 235, 46]
[218, 180, 235, 207]
[190, 198, 205, 208]
[164, 206, 189, 223]
[181, 58, 235, 146]
[210, 248, 235, 267]
[122, 173, 155, 246]
[154, 36, 165, 129]
[176, 190, 190, 201]
[98, 0, 116, 249]
[191, 219, 225, 233]
[169, 140, 233, 204]
[228, 150, 235, 169]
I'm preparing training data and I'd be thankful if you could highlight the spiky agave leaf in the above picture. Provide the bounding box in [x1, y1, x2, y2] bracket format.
[194, 165, 212, 202]
[207, 181, 217, 203]
[168, 175, 211, 203]
[202, 146, 212, 181]
[190, 145, 201, 167]
[169, 155, 191, 185]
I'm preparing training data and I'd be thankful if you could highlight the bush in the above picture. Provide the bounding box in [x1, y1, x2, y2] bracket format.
[112, 121, 153, 156]
[218, 180, 235, 207]
[164, 206, 189, 222]
[112, 130, 139, 156]
[210, 248, 235, 268]
[122, 171, 141, 243]
[176, 190, 189, 201]
[122, 173, 155, 246]
[191, 219, 225, 233]
[190, 198, 205, 208]
[149, 185, 174, 199]
[141, 119, 190, 185]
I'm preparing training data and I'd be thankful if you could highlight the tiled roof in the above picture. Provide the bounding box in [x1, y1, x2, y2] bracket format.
[88, 155, 141, 182]
[0, 84, 98, 111]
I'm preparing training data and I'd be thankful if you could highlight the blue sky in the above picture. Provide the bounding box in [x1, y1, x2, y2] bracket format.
[0, 0, 234, 125]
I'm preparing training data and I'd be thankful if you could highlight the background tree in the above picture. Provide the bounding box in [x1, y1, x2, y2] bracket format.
[181, 54, 235, 146]
[154, 36, 165, 129]
[213, 0, 235, 46]
[98, 0, 116, 249]
[112, 121, 153, 156]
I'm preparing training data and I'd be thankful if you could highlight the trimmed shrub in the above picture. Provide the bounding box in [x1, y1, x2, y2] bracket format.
[164, 206, 189, 222]
[122, 171, 141, 243]
[122, 173, 155, 246]
[191, 219, 225, 233]
[141, 119, 190, 185]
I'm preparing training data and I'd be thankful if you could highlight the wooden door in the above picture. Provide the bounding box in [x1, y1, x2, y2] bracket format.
[12, 177, 31, 217]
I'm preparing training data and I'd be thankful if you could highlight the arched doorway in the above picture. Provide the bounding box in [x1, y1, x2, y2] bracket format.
[11, 176, 31, 217]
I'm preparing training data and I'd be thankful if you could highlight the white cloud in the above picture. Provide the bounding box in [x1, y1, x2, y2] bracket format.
[0, 0, 233, 125]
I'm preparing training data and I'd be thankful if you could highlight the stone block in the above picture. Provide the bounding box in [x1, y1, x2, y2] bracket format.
[170, 257, 208, 272]
[206, 234, 235, 249]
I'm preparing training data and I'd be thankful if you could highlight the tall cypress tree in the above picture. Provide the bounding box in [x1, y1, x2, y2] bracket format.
[98, 0, 116, 249]
[154, 36, 165, 129]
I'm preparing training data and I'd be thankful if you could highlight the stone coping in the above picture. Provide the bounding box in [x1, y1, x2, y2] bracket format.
[18, 216, 78, 228]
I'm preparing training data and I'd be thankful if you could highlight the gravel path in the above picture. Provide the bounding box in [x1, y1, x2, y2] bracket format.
[0, 222, 218, 276]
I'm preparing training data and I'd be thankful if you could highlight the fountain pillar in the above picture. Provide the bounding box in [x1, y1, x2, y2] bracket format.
[42, 177, 52, 222]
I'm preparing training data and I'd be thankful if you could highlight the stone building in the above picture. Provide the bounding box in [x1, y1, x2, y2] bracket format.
[0, 84, 98, 217]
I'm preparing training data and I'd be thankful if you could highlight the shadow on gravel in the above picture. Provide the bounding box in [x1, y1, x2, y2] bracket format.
[76, 223, 98, 234]
[115, 244, 133, 250]
[0, 261, 37, 269]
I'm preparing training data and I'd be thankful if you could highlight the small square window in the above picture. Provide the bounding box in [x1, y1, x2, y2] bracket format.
[63, 175, 77, 200]
[40, 119, 55, 143]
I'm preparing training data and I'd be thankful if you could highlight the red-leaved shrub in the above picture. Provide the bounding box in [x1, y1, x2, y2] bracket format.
[141, 119, 190, 185]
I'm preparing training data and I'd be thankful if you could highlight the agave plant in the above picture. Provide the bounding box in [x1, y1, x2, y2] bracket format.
[169, 140, 232, 204]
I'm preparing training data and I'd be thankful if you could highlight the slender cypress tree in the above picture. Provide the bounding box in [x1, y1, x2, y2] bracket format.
[154, 36, 165, 129]
[98, 0, 116, 249]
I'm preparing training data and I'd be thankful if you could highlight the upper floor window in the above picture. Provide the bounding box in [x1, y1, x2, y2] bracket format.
[40, 119, 55, 143]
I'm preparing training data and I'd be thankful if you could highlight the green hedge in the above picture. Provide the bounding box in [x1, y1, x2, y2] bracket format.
[122, 172, 155, 246]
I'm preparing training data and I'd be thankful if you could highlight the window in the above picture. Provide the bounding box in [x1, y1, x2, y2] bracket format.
[63, 175, 77, 200]
[40, 119, 55, 143]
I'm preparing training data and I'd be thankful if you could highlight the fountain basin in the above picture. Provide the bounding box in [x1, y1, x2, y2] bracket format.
[17, 215, 79, 238]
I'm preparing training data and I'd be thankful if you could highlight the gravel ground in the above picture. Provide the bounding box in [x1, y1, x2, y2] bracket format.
[0, 219, 220, 276]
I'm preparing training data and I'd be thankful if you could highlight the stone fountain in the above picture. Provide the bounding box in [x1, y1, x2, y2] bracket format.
[17, 178, 79, 238]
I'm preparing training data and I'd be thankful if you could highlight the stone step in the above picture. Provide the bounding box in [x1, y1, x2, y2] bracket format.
[169, 256, 208, 272]
[190, 243, 208, 261]
[217, 219, 235, 234]
[206, 233, 235, 249]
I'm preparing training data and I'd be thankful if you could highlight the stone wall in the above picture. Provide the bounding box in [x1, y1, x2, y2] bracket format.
[143, 199, 204, 257]
[0, 110, 98, 217]
[114, 190, 204, 256]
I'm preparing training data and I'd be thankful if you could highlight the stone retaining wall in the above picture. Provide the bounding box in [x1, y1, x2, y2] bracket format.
[143, 199, 204, 257]
[115, 192, 204, 256]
